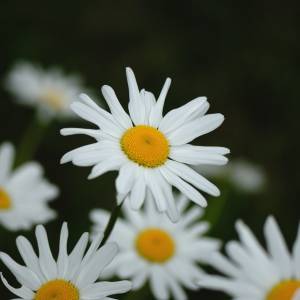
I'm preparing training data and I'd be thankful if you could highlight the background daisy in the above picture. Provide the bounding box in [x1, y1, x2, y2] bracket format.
[0, 223, 132, 300]
[90, 193, 220, 300]
[0, 142, 58, 230]
[197, 159, 266, 193]
[61, 67, 229, 221]
[5, 61, 83, 120]
[198, 216, 300, 300]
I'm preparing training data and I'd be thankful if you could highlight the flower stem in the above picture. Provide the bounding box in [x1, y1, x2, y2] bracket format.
[15, 113, 50, 166]
[100, 201, 124, 247]
[205, 189, 229, 234]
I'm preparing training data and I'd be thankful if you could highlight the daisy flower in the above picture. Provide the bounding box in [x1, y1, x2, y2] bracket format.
[90, 193, 220, 300]
[5, 61, 83, 119]
[61, 67, 229, 222]
[0, 223, 132, 300]
[0, 142, 58, 230]
[198, 216, 300, 300]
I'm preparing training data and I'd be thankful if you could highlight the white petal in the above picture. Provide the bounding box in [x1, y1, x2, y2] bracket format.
[0, 252, 41, 290]
[126, 67, 143, 125]
[293, 223, 300, 278]
[60, 127, 103, 140]
[264, 216, 293, 279]
[0, 273, 34, 299]
[166, 160, 220, 196]
[76, 243, 118, 288]
[71, 98, 123, 138]
[88, 155, 125, 179]
[159, 97, 208, 134]
[67, 232, 89, 280]
[145, 169, 168, 212]
[149, 78, 171, 128]
[35, 225, 57, 280]
[115, 162, 137, 202]
[167, 113, 224, 146]
[81, 281, 131, 299]
[160, 166, 207, 207]
[170, 145, 229, 165]
[101, 85, 133, 129]
[0, 142, 14, 184]
[57, 223, 69, 278]
[16, 236, 44, 281]
[149, 266, 170, 300]
[130, 169, 146, 210]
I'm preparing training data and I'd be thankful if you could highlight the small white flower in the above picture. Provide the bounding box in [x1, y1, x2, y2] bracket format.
[197, 159, 266, 193]
[0, 223, 132, 300]
[198, 216, 300, 300]
[5, 62, 83, 119]
[61, 67, 229, 222]
[90, 193, 220, 300]
[0, 142, 58, 230]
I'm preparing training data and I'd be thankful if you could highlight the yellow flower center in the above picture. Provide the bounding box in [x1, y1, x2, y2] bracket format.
[135, 228, 175, 263]
[120, 125, 169, 168]
[267, 280, 300, 300]
[0, 188, 12, 210]
[35, 279, 79, 300]
[41, 89, 65, 111]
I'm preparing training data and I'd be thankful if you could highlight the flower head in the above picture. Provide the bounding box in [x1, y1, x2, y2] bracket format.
[198, 216, 300, 300]
[5, 62, 83, 119]
[90, 193, 220, 300]
[0, 142, 58, 231]
[0, 223, 132, 299]
[61, 68, 229, 222]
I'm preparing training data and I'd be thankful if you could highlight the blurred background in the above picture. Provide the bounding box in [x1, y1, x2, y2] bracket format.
[0, 0, 299, 298]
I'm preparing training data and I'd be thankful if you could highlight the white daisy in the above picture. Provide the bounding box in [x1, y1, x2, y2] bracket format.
[0, 142, 58, 231]
[90, 193, 220, 300]
[61, 67, 229, 222]
[198, 216, 300, 300]
[197, 159, 266, 193]
[5, 61, 83, 119]
[0, 223, 132, 300]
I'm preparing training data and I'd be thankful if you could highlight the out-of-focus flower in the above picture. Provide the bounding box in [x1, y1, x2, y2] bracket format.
[198, 216, 300, 300]
[61, 67, 229, 222]
[0, 223, 132, 300]
[90, 193, 220, 300]
[5, 62, 83, 119]
[0, 142, 58, 230]
[196, 159, 266, 193]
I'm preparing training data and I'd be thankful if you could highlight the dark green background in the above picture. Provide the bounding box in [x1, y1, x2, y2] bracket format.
[0, 0, 299, 299]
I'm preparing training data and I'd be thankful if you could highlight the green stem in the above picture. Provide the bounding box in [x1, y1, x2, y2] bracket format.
[15, 113, 50, 166]
[205, 189, 229, 234]
[100, 201, 124, 247]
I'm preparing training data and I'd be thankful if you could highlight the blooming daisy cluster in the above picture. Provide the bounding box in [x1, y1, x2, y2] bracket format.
[2, 64, 295, 300]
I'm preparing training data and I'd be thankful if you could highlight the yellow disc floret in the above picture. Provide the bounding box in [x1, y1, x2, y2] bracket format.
[267, 280, 300, 300]
[41, 89, 65, 111]
[0, 188, 12, 210]
[121, 125, 169, 168]
[136, 228, 175, 263]
[35, 279, 79, 300]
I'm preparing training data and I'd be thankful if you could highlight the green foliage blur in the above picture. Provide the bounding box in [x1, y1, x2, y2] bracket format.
[0, 0, 299, 299]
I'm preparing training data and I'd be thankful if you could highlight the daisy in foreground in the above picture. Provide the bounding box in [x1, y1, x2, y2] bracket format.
[90, 193, 220, 300]
[0, 142, 58, 231]
[5, 61, 83, 119]
[61, 67, 229, 222]
[198, 216, 300, 300]
[0, 223, 132, 300]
